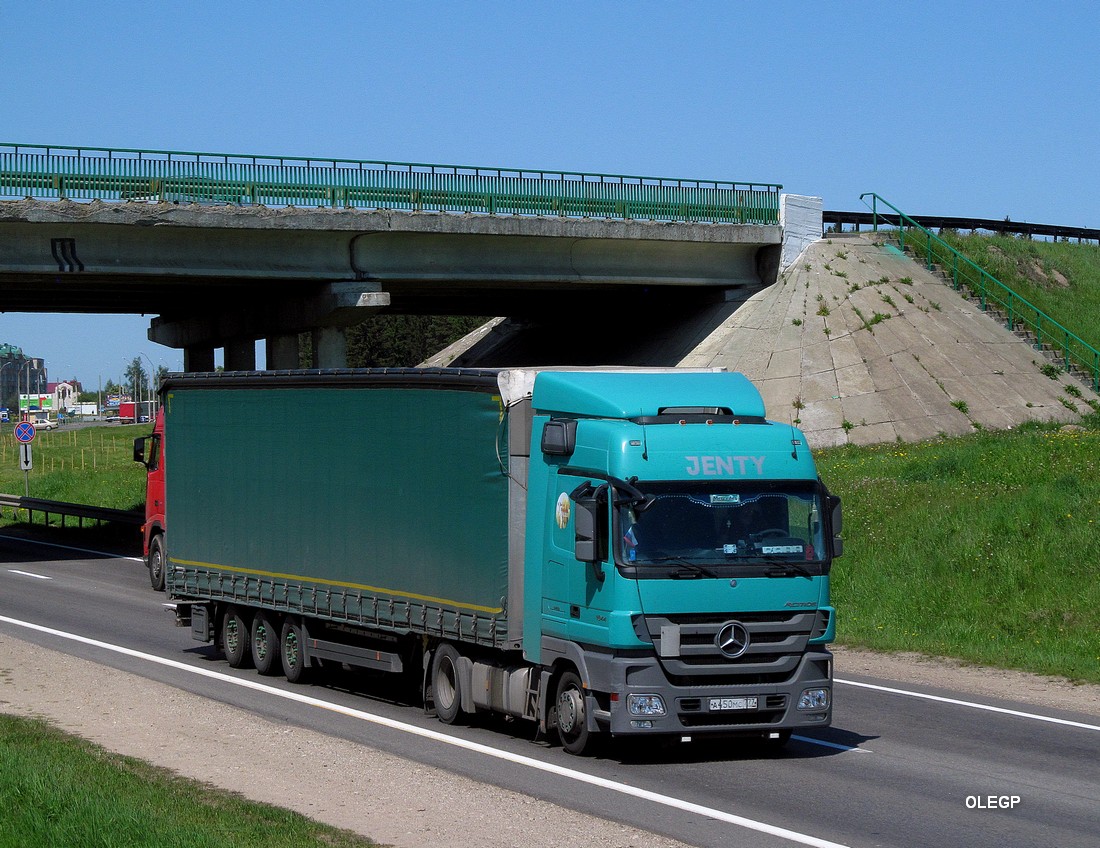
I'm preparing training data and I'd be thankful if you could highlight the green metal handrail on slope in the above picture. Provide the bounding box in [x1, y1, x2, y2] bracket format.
[0, 142, 781, 226]
[860, 193, 1100, 391]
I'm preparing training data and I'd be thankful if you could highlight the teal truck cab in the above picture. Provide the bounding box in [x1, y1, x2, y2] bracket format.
[518, 369, 839, 752]
[136, 367, 840, 755]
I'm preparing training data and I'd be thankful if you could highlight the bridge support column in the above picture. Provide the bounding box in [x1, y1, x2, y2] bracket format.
[224, 339, 256, 371]
[266, 334, 299, 370]
[312, 327, 347, 368]
[184, 346, 215, 372]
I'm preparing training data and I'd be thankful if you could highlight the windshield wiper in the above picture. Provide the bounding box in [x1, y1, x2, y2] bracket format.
[648, 556, 718, 578]
[761, 560, 814, 578]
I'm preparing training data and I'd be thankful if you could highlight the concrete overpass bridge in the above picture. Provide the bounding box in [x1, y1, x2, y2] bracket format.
[0, 143, 813, 370]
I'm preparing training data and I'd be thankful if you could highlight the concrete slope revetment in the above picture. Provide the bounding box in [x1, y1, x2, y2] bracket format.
[680, 233, 1100, 448]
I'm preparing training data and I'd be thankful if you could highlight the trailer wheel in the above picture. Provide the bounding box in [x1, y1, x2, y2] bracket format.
[223, 607, 253, 669]
[554, 671, 593, 755]
[147, 534, 166, 592]
[280, 617, 311, 684]
[251, 611, 281, 675]
[431, 644, 465, 725]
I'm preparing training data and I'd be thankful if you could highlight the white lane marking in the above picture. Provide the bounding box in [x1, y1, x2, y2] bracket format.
[792, 735, 869, 753]
[7, 570, 52, 580]
[0, 533, 144, 563]
[836, 678, 1100, 732]
[0, 614, 851, 848]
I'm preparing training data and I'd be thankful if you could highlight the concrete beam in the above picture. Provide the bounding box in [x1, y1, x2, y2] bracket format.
[0, 200, 781, 317]
[148, 281, 390, 350]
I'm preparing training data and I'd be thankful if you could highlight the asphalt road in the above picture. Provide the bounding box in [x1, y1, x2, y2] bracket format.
[1, 530, 1096, 848]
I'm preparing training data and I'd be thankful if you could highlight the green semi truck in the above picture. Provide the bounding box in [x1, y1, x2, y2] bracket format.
[136, 367, 842, 754]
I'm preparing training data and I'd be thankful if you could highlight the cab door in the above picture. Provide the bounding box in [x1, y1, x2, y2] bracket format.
[543, 475, 614, 644]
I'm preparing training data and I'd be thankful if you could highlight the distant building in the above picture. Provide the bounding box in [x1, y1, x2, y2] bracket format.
[47, 380, 82, 414]
[0, 343, 46, 418]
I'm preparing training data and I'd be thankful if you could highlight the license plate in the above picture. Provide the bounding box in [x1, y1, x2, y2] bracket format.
[709, 696, 758, 712]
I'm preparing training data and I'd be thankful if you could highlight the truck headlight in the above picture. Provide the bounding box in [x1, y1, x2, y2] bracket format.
[797, 688, 830, 710]
[627, 694, 666, 716]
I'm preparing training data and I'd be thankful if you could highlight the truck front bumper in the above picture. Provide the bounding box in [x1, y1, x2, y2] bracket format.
[591, 648, 833, 738]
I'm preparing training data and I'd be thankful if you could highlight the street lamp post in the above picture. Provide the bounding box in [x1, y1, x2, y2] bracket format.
[139, 352, 157, 419]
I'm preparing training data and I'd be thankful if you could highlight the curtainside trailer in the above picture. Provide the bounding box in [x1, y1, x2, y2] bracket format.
[135, 367, 842, 754]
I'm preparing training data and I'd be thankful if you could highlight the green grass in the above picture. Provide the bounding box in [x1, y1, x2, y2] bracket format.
[0, 714, 379, 848]
[817, 415, 1100, 683]
[0, 423, 147, 523]
[926, 231, 1100, 349]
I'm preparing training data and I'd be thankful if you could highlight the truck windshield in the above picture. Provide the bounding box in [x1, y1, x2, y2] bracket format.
[617, 481, 827, 569]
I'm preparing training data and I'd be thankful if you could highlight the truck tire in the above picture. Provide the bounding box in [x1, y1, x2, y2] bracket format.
[554, 671, 594, 755]
[431, 644, 465, 725]
[222, 607, 253, 669]
[280, 617, 311, 684]
[147, 534, 166, 592]
[252, 611, 281, 675]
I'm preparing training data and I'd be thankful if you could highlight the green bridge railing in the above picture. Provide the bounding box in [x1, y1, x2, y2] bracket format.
[860, 193, 1100, 392]
[0, 143, 781, 225]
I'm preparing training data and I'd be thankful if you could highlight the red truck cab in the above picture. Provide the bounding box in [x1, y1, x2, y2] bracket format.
[132, 409, 167, 590]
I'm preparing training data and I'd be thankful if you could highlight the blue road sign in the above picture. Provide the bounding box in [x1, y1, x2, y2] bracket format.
[14, 421, 35, 443]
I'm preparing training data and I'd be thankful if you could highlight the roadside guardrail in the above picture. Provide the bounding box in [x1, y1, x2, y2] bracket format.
[0, 493, 143, 529]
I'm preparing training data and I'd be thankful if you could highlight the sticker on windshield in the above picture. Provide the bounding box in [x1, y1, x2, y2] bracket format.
[710, 494, 741, 504]
[761, 545, 803, 555]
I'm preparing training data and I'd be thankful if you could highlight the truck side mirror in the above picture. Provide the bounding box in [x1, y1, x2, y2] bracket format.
[574, 498, 598, 563]
[133, 436, 148, 466]
[569, 481, 608, 565]
[541, 419, 577, 456]
[828, 494, 843, 558]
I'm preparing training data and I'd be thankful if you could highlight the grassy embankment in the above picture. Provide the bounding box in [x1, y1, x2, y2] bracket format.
[932, 231, 1100, 347]
[817, 417, 1100, 684]
[0, 714, 379, 848]
[0, 423, 147, 535]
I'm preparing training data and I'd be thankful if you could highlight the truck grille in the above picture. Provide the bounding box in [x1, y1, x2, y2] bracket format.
[642, 612, 817, 685]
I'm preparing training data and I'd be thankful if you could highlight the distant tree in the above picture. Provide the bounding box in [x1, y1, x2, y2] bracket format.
[346, 315, 488, 367]
[124, 357, 149, 400]
[296, 316, 488, 368]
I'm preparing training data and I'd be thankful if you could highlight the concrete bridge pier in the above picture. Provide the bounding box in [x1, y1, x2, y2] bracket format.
[224, 339, 256, 371]
[152, 281, 391, 372]
[312, 327, 347, 369]
[266, 334, 299, 370]
[183, 346, 216, 372]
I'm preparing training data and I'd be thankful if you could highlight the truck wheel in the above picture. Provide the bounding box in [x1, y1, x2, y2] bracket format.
[280, 617, 311, 684]
[222, 607, 253, 669]
[147, 535, 166, 592]
[431, 644, 465, 725]
[555, 671, 593, 755]
[252, 611, 281, 675]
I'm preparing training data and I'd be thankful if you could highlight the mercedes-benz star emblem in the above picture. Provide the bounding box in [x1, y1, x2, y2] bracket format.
[715, 621, 750, 658]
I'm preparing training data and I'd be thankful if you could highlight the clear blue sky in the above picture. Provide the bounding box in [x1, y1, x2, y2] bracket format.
[2, 0, 1096, 388]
